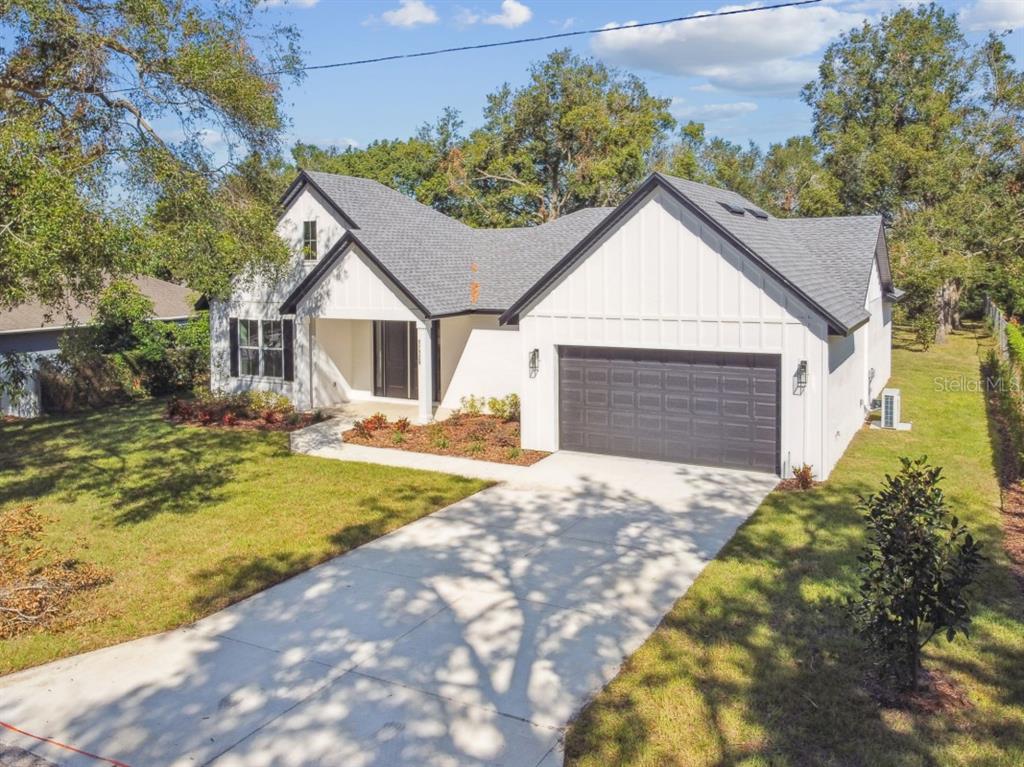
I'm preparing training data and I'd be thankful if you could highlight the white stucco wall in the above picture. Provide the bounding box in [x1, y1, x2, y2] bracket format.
[823, 258, 893, 476]
[825, 324, 868, 475]
[517, 186, 831, 477]
[439, 320, 521, 411]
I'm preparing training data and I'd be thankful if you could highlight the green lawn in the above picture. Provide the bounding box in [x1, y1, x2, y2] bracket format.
[0, 401, 488, 675]
[567, 329, 1024, 767]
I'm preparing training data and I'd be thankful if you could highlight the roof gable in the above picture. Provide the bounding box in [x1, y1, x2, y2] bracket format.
[500, 173, 886, 335]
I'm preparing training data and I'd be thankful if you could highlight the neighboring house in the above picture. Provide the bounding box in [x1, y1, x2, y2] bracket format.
[212, 170, 900, 478]
[0, 276, 196, 417]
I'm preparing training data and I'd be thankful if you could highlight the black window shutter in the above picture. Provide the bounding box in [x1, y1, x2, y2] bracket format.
[283, 318, 294, 382]
[228, 318, 239, 377]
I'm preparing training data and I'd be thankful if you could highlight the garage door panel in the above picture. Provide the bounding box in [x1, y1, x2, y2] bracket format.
[664, 395, 690, 414]
[692, 397, 721, 416]
[721, 399, 752, 418]
[559, 346, 779, 473]
[637, 392, 663, 410]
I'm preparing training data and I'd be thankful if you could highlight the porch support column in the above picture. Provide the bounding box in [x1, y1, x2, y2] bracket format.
[416, 320, 434, 423]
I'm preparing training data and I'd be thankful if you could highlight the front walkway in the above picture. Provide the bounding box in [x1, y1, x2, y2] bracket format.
[0, 453, 777, 767]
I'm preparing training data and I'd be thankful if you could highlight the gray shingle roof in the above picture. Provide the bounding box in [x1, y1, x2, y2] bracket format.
[298, 170, 885, 331]
[303, 171, 612, 316]
[658, 174, 883, 330]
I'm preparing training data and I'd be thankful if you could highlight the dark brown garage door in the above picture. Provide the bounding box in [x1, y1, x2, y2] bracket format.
[558, 346, 780, 473]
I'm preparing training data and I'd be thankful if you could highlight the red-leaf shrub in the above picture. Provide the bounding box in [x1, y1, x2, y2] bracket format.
[365, 412, 389, 431]
[393, 417, 411, 433]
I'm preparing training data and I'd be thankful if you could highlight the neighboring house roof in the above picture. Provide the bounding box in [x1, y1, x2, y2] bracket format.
[0, 276, 197, 335]
[281, 170, 891, 335]
[502, 173, 891, 334]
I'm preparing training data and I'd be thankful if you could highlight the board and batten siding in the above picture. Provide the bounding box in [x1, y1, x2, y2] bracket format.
[517, 186, 830, 477]
[210, 186, 417, 410]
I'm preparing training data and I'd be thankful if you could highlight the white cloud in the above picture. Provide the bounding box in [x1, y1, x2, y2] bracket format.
[959, 0, 1024, 32]
[592, 2, 868, 92]
[671, 97, 758, 122]
[198, 129, 225, 150]
[379, 0, 439, 27]
[484, 0, 533, 28]
[456, 7, 481, 26]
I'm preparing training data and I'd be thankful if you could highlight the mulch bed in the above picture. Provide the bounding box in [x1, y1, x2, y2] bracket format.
[342, 413, 549, 466]
[872, 668, 974, 715]
[166, 413, 321, 432]
[775, 478, 819, 492]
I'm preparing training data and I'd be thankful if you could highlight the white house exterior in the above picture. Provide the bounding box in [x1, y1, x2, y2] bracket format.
[211, 171, 900, 478]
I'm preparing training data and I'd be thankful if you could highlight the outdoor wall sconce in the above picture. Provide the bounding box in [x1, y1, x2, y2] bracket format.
[529, 348, 539, 378]
[793, 360, 808, 395]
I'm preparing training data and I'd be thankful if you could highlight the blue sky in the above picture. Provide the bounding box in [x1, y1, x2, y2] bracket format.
[257, 0, 1024, 153]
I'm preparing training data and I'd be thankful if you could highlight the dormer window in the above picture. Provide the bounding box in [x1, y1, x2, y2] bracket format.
[302, 220, 318, 260]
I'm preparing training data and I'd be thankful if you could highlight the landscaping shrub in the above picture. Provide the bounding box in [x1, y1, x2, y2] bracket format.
[393, 417, 411, 433]
[851, 457, 984, 692]
[352, 419, 373, 439]
[166, 391, 306, 429]
[459, 394, 484, 416]
[1007, 320, 1024, 366]
[793, 463, 815, 489]
[365, 412, 389, 431]
[487, 393, 521, 421]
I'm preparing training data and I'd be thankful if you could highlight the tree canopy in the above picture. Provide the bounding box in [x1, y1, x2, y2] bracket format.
[0, 0, 302, 310]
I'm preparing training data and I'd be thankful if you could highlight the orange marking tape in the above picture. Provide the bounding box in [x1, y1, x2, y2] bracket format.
[0, 720, 132, 767]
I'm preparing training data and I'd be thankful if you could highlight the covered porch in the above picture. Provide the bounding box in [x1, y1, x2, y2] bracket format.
[285, 238, 521, 422]
[305, 315, 519, 423]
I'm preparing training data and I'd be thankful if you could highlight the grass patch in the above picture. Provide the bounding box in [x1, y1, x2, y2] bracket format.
[0, 400, 487, 675]
[566, 328, 1024, 766]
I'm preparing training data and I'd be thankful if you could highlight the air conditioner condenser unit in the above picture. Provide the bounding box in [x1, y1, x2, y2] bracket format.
[875, 388, 912, 431]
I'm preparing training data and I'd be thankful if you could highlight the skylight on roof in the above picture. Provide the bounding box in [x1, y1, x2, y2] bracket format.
[746, 207, 769, 220]
[718, 201, 745, 215]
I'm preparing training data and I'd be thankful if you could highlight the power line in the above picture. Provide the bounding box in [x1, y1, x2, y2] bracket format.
[99, 0, 822, 94]
[292, 0, 822, 73]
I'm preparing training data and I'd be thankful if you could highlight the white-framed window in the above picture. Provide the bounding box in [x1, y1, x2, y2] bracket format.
[302, 220, 317, 260]
[238, 319, 283, 378]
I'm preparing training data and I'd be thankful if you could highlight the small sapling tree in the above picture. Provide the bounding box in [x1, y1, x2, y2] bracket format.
[852, 457, 984, 692]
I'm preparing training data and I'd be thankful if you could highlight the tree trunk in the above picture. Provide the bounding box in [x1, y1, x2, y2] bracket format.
[935, 278, 963, 344]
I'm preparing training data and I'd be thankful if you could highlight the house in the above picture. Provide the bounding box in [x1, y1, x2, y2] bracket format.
[210, 170, 900, 478]
[0, 276, 197, 417]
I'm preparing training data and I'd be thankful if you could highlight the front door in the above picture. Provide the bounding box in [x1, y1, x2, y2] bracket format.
[373, 321, 418, 399]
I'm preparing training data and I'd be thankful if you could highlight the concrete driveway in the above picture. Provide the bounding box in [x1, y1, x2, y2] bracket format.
[0, 452, 777, 767]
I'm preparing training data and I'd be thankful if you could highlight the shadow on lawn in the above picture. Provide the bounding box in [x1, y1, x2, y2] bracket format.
[568, 479, 1024, 766]
[0, 463, 781, 766]
[0, 400, 287, 525]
